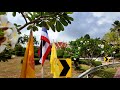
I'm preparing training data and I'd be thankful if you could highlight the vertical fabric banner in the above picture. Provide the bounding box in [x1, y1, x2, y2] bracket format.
[50, 42, 60, 78]
[20, 30, 35, 78]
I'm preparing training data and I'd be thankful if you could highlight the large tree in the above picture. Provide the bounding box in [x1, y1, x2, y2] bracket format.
[12, 12, 74, 33]
[102, 31, 118, 45]
[102, 20, 120, 56]
[0, 12, 74, 53]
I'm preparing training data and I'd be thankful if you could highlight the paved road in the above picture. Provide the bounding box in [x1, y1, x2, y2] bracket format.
[114, 67, 120, 78]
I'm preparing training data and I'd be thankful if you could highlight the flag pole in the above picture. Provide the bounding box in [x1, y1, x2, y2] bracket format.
[41, 64, 44, 78]
[41, 40, 44, 78]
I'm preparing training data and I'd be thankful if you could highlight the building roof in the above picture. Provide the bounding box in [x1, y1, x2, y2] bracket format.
[54, 42, 68, 49]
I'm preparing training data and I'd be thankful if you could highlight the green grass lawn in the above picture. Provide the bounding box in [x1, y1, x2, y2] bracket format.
[92, 68, 117, 78]
[80, 64, 91, 71]
[79, 64, 118, 78]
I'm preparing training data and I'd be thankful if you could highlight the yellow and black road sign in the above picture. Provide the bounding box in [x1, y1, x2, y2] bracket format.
[104, 56, 109, 62]
[58, 58, 72, 78]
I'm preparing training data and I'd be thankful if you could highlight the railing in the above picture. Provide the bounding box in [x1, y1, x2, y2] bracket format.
[77, 62, 120, 78]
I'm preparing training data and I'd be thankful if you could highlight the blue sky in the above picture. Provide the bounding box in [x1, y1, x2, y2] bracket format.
[6, 12, 120, 44]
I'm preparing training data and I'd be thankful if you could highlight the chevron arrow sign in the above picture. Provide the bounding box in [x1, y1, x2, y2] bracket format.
[59, 58, 72, 78]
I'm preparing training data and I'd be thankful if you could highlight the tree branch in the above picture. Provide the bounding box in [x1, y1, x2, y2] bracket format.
[21, 12, 27, 23]
[17, 15, 50, 32]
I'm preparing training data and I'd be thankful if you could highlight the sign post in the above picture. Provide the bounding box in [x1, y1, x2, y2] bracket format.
[104, 56, 109, 65]
[113, 51, 116, 64]
[58, 58, 72, 78]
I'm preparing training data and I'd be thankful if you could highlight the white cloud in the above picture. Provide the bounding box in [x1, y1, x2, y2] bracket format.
[5, 12, 120, 44]
[97, 18, 110, 25]
[91, 12, 104, 17]
[7, 12, 25, 25]
[86, 18, 94, 23]
[91, 12, 120, 25]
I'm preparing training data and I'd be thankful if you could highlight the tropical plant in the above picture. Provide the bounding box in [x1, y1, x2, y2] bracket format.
[10, 12, 74, 33]
[0, 12, 74, 53]
[17, 34, 39, 45]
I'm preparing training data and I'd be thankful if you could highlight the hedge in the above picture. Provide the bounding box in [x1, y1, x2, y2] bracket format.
[79, 59, 102, 66]
[91, 60, 102, 67]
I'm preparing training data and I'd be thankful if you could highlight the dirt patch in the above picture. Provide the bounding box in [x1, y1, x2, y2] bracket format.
[0, 56, 80, 78]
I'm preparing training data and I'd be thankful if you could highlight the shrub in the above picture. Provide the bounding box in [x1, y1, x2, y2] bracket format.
[14, 45, 25, 56]
[63, 54, 70, 58]
[11, 50, 15, 55]
[22, 48, 25, 53]
[91, 60, 102, 67]
[57, 49, 64, 58]
[5, 54, 11, 59]
[34, 53, 39, 58]
[115, 53, 120, 58]
[16, 51, 24, 56]
[79, 59, 102, 67]
[0, 49, 12, 62]
[79, 59, 90, 65]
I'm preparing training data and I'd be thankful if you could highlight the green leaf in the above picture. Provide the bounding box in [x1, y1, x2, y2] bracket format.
[48, 22, 55, 32]
[38, 22, 43, 27]
[17, 25, 21, 27]
[27, 16, 32, 21]
[59, 22, 64, 31]
[12, 12, 16, 17]
[27, 12, 35, 20]
[51, 25, 55, 32]
[27, 25, 33, 30]
[0, 12, 6, 15]
[65, 12, 73, 14]
[42, 21, 46, 27]
[50, 19, 56, 25]
[14, 23, 18, 27]
[0, 29, 4, 36]
[56, 21, 64, 32]
[33, 12, 37, 16]
[63, 13, 72, 24]
[38, 21, 49, 30]
[40, 12, 44, 16]
[28, 12, 33, 16]
[60, 17, 68, 26]
[14, 23, 21, 28]
[33, 26, 38, 31]
[56, 21, 60, 32]
[68, 16, 74, 21]
[44, 12, 50, 15]
[44, 22, 49, 30]
[66, 19, 71, 24]
[32, 12, 37, 19]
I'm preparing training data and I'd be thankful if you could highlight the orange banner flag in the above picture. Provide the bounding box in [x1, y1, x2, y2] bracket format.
[20, 30, 35, 78]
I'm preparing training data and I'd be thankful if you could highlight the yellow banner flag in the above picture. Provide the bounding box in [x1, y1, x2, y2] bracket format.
[20, 30, 35, 78]
[50, 43, 60, 78]
[50, 43, 57, 74]
[53, 58, 61, 78]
